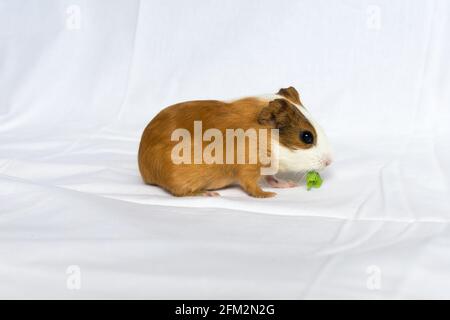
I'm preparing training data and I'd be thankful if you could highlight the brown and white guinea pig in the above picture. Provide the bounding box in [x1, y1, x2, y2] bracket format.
[138, 86, 332, 198]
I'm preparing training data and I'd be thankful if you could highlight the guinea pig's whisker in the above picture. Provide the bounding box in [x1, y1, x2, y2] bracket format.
[297, 171, 308, 183]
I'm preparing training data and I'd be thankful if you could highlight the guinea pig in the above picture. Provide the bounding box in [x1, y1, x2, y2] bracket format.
[138, 86, 332, 198]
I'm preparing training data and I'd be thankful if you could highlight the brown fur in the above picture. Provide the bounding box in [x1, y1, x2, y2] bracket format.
[277, 86, 302, 106]
[138, 87, 314, 197]
[258, 98, 316, 149]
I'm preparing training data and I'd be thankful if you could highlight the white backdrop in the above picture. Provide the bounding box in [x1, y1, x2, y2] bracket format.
[1, 0, 450, 299]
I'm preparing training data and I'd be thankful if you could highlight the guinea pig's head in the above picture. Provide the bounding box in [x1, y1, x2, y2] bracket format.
[258, 86, 333, 173]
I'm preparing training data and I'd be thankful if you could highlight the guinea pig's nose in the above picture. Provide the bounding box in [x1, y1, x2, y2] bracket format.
[323, 155, 332, 167]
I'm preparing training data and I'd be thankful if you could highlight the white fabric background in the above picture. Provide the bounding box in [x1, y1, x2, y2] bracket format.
[1, 0, 450, 299]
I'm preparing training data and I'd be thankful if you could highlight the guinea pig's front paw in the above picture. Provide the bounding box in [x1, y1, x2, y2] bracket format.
[240, 178, 277, 198]
[252, 190, 277, 198]
[243, 186, 277, 198]
[265, 175, 298, 188]
[201, 191, 221, 197]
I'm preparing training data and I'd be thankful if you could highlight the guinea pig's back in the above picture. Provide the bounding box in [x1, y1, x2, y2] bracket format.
[138, 97, 267, 186]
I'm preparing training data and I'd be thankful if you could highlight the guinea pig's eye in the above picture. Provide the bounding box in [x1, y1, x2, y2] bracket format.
[300, 131, 314, 144]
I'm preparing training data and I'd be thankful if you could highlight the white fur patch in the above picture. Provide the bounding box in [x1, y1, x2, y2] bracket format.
[257, 94, 333, 173]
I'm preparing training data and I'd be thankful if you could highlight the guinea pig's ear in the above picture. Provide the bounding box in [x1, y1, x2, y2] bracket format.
[277, 86, 301, 105]
[258, 99, 295, 128]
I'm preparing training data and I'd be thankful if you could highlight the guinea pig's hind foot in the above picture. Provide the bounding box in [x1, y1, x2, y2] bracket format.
[265, 175, 298, 188]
